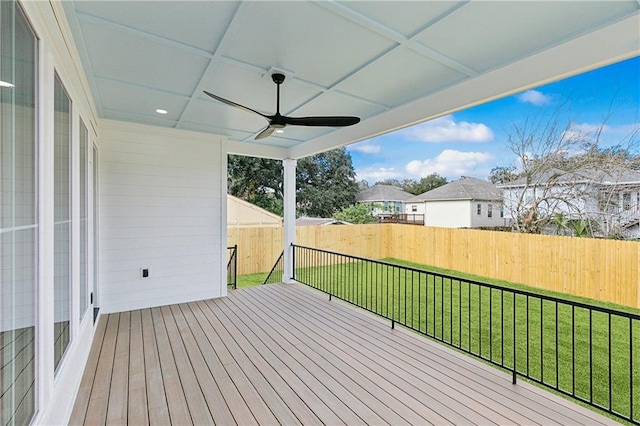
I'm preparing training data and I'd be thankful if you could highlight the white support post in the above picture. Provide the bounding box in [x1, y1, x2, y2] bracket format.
[282, 159, 297, 283]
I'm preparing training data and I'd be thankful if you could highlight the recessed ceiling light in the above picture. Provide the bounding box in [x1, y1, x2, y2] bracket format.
[0, 81, 15, 88]
[275, 129, 284, 134]
[155, 109, 168, 114]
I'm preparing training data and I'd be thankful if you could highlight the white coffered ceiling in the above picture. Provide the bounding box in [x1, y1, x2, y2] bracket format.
[61, 1, 639, 159]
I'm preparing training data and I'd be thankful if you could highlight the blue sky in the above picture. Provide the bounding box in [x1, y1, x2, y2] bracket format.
[347, 56, 639, 183]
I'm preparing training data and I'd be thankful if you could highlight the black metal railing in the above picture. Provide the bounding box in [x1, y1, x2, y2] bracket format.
[292, 244, 640, 424]
[263, 250, 284, 285]
[226, 245, 237, 289]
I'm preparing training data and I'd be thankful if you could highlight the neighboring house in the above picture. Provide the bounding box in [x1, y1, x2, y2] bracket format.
[409, 177, 506, 228]
[227, 194, 282, 228]
[296, 217, 352, 226]
[356, 185, 414, 219]
[499, 169, 640, 238]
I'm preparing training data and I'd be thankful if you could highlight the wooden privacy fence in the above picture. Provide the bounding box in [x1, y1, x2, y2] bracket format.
[226, 224, 389, 275]
[227, 224, 640, 308]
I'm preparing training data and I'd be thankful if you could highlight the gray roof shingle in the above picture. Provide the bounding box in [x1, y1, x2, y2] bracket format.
[498, 168, 640, 187]
[295, 217, 351, 226]
[408, 177, 502, 202]
[356, 185, 414, 202]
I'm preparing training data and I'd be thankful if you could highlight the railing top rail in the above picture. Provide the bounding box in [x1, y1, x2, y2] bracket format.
[292, 244, 640, 320]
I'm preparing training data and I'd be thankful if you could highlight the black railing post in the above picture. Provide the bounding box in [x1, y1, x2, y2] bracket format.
[226, 246, 238, 290]
[513, 292, 517, 384]
[292, 242, 296, 281]
[233, 244, 238, 289]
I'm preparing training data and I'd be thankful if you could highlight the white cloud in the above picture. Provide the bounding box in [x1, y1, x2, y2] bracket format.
[563, 122, 612, 142]
[405, 150, 494, 179]
[355, 167, 401, 182]
[517, 90, 552, 106]
[348, 141, 381, 154]
[402, 115, 494, 143]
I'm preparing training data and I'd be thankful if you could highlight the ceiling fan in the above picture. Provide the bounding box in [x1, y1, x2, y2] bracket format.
[204, 73, 360, 140]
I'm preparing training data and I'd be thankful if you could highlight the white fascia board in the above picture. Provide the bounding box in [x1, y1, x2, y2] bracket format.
[289, 13, 640, 159]
[227, 139, 289, 160]
[99, 119, 290, 160]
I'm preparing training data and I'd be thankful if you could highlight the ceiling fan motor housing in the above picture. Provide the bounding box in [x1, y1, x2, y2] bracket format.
[272, 73, 285, 85]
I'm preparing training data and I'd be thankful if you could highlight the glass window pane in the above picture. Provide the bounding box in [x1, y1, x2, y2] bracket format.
[0, 1, 38, 424]
[54, 75, 71, 372]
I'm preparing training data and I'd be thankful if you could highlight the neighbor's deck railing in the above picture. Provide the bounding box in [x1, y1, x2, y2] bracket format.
[377, 213, 425, 225]
[292, 244, 640, 424]
[226, 245, 237, 289]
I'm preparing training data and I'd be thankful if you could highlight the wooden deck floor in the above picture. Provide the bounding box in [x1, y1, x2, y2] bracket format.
[70, 283, 616, 425]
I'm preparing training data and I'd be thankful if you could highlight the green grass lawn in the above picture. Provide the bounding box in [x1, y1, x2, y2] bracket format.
[234, 271, 268, 288]
[289, 254, 640, 423]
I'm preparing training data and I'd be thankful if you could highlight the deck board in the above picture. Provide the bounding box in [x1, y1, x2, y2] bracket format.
[70, 283, 617, 425]
[127, 310, 148, 426]
[141, 308, 170, 425]
[151, 306, 192, 425]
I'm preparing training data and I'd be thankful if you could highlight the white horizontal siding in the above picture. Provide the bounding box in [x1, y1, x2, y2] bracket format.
[99, 121, 226, 313]
[471, 202, 506, 227]
[425, 200, 471, 228]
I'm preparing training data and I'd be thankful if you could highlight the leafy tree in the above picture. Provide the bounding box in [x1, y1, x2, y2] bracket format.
[488, 166, 518, 185]
[374, 174, 447, 195]
[228, 155, 283, 214]
[407, 174, 447, 194]
[357, 180, 370, 191]
[375, 178, 404, 188]
[297, 148, 359, 217]
[228, 147, 359, 218]
[333, 203, 376, 224]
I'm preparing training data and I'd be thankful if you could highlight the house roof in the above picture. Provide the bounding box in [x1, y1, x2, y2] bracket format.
[356, 185, 414, 203]
[499, 168, 640, 188]
[409, 177, 502, 202]
[296, 217, 352, 226]
[57, 1, 639, 160]
[227, 194, 282, 227]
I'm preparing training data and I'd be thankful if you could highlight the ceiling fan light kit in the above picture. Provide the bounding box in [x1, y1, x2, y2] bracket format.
[204, 73, 360, 140]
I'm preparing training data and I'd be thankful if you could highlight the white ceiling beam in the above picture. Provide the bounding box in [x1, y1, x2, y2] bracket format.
[227, 140, 289, 160]
[93, 75, 192, 99]
[175, 2, 243, 129]
[74, 11, 214, 59]
[316, 1, 476, 77]
[59, 2, 105, 117]
[289, 13, 640, 159]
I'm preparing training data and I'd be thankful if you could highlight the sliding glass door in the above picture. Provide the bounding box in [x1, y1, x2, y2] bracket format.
[0, 1, 38, 424]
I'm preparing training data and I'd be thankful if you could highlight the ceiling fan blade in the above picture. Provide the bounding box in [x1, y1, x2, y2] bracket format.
[284, 116, 360, 127]
[255, 126, 276, 140]
[203, 91, 268, 120]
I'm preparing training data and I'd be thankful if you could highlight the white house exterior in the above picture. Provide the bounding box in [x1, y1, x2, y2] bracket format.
[500, 169, 640, 238]
[356, 185, 414, 219]
[1, 1, 637, 424]
[411, 177, 506, 228]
